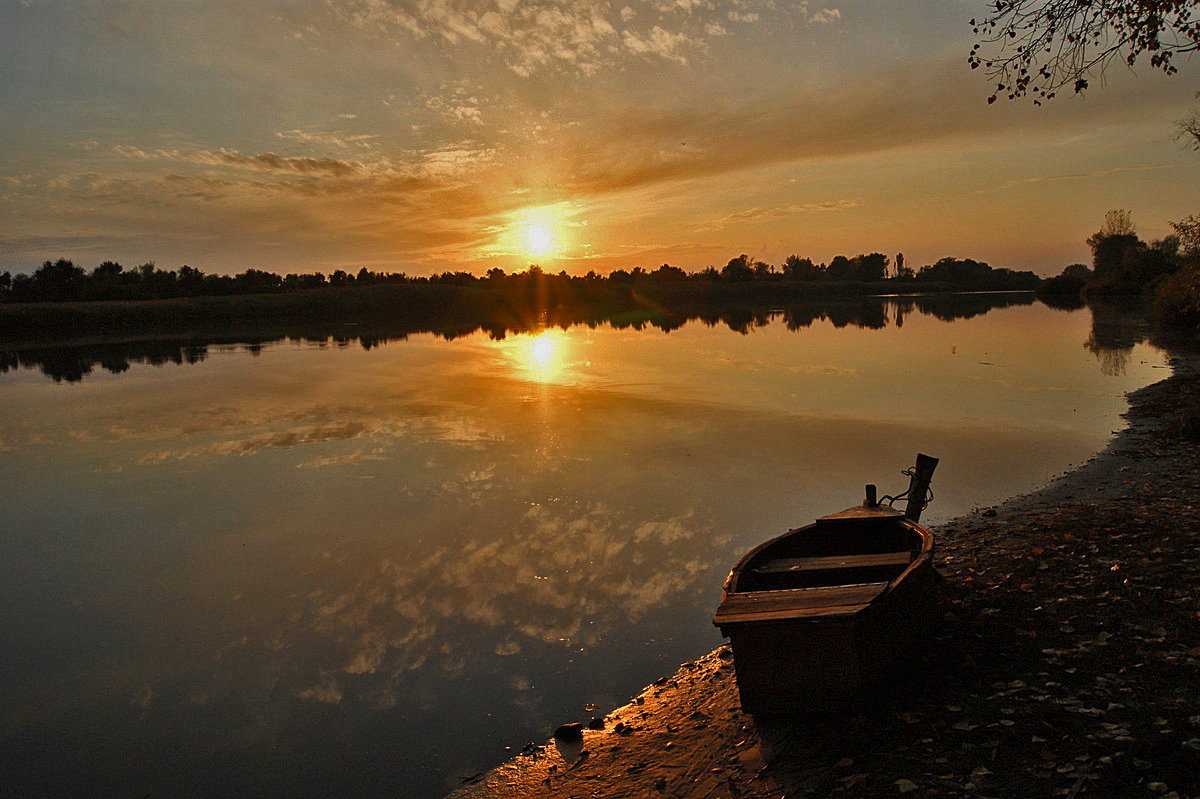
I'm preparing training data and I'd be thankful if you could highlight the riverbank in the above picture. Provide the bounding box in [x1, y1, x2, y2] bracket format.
[448, 353, 1200, 798]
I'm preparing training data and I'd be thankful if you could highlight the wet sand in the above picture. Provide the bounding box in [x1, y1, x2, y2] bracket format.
[449, 354, 1200, 799]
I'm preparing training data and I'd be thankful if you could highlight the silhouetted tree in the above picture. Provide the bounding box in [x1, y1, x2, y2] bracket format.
[1087, 210, 1142, 280]
[234, 269, 282, 294]
[1083, 211, 1187, 295]
[92, 261, 123, 280]
[782, 254, 823, 280]
[650, 263, 687, 281]
[969, 0, 1200, 104]
[721, 254, 756, 281]
[1038, 263, 1092, 296]
[1172, 214, 1200, 255]
[30, 259, 87, 301]
[1061, 263, 1093, 281]
[1178, 91, 1200, 149]
[855, 252, 889, 281]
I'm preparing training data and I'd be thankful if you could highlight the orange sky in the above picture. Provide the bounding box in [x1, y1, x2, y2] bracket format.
[1, 1, 1197, 277]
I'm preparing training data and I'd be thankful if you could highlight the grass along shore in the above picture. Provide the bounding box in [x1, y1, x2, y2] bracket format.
[448, 350, 1200, 798]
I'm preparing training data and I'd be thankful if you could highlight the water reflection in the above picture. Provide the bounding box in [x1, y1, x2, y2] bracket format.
[0, 293, 1042, 384]
[504, 329, 573, 384]
[0, 296, 1170, 797]
[1083, 298, 1154, 377]
[0, 294, 1161, 386]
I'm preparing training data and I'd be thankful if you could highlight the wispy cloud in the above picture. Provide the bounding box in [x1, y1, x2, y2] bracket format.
[275, 129, 381, 149]
[981, 163, 1182, 193]
[115, 146, 369, 178]
[699, 199, 864, 232]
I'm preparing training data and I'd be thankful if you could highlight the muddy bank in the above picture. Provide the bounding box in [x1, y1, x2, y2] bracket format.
[448, 353, 1200, 799]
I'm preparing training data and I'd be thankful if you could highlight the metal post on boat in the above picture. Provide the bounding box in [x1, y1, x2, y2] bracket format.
[904, 454, 939, 522]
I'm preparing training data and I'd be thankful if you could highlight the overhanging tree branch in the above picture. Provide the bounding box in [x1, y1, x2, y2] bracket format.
[969, 0, 1200, 104]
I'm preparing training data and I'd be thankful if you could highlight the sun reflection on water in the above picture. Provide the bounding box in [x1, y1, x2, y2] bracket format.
[502, 329, 573, 384]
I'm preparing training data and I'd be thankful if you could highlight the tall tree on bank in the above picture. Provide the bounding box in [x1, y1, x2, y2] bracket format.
[968, 1, 1200, 104]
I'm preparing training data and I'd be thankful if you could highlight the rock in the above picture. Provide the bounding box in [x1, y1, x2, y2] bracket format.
[553, 722, 584, 742]
[587, 717, 605, 730]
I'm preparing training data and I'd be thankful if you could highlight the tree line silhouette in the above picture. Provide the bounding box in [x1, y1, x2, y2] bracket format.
[0, 252, 1041, 305]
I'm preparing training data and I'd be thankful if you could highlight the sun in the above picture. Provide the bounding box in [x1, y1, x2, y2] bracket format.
[503, 204, 572, 262]
[525, 223, 554, 257]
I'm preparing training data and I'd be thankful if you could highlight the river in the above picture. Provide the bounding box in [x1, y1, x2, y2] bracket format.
[0, 294, 1167, 797]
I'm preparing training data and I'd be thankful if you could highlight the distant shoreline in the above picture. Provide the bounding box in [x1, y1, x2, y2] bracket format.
[0, 281, 1046, 344]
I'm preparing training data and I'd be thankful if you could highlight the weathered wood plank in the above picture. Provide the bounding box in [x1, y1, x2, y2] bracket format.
[752, 552, 912, 574]
[713, 582, 888, 625]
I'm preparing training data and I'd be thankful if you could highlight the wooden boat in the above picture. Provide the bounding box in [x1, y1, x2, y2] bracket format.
[713, 454, 939, 714]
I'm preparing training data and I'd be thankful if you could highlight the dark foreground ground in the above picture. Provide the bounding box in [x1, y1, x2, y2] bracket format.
[449, 356, 1200, 799]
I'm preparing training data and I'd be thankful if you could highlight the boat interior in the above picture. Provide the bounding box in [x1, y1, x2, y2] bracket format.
[733, 513, 925, 592]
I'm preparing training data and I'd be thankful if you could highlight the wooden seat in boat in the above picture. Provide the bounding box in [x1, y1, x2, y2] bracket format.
[751, 551, 913, 574]
[712, 581, 890, 625]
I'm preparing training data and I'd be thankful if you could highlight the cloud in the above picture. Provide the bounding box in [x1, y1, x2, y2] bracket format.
[328, 0, 780, 76]
[622, 25, 696, 64]
[806, 6, 840, 25]
[112, 140, 498, 194]
[540, 50, 1190, 208]
[699, 199, 864, 231]
[114, 145, 368, 178]
[275, 129, 381, 149]
[425, 92, 484, 125]
[194, 150, 368, 177]
[981, 163, 1181, 193]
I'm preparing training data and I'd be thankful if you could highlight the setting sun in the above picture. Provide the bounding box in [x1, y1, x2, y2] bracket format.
[500, 204, 575, 264]
[525, 223, 554, 257]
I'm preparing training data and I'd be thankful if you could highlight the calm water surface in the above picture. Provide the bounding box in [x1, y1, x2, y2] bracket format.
[0, 297, 1167, 797]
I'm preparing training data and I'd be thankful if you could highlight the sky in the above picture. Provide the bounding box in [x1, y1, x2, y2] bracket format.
[1, 0, 1197, 278]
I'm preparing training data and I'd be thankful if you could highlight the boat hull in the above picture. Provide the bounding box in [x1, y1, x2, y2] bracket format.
[714, 506, 937, 714]
[721, 562, 936, 713]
